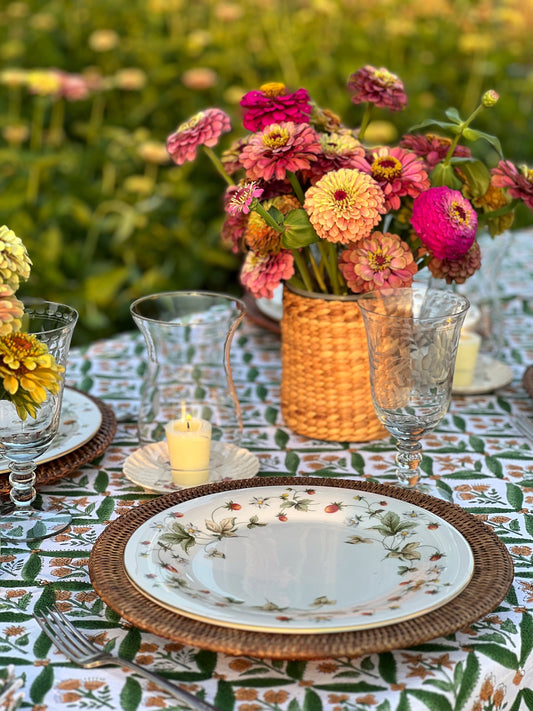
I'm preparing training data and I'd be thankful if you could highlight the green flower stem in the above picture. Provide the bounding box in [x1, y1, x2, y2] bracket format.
[203, 146, 234, 186]
[291, 249, 314, 292]
[358, 102, 374, 143]
[316, 241, 336, 291]
[443, 103, 484, 166]
[327, 242, 342, 294]
[88, 94, 106, 142]
[30, 95, 46, 153]
[287, 171, 306, 204]
[307, 247, 328, 292]
[48, 98, 65, 147]
[252, 201, 284, 233]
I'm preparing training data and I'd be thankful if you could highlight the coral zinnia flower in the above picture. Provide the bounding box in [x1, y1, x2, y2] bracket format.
[304, 168, 386, 244]
[339, 231, 417, 293]
[427, 240, 481, 285]
[0, 332, 64, 420]
[399, 134, 472, 171]
[0, 284, 24, 336]
[491, 160, 533, 211]
[166, 108, 231, 165]
[240, 84, 312, 131]
[0, 226, 31, 291]
[354, 146, 430, 210]
[239, 122, 321, 182]
[304, 132, 366, 184]
[348, 65, 407, 111]
[240, 249, 294, 299]
[411, 186, 477, 260]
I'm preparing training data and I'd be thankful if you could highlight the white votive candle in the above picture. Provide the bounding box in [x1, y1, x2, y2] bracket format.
[165, 415, 212, 486]
[453, 330, 482, 388]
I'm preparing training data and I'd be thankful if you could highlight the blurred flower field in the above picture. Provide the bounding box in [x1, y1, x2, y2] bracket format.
[0, 0, 532, 343]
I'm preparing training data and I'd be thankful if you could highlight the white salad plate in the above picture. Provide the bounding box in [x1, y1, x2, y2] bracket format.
[452, 354, 514, 395]
[123, 484, 474, 634]
[123, 441, 260, 494]
[256, 284, 283, 322]
[0, 388, 102, 474]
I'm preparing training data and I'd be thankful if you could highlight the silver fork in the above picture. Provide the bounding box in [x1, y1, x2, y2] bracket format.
[34, 605, 221, 711]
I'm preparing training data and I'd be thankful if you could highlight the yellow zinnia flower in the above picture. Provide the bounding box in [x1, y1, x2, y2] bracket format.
[0, 332, 64, 420]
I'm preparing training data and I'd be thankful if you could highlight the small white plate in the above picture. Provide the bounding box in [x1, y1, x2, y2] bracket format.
[453, 354, 513, 395]
[123, 441, 260, 493]
[0, 388, 102, 474]
[256, 284, 283, 321]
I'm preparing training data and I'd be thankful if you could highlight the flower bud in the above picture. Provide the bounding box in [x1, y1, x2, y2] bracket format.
[482, 90, 499, 108]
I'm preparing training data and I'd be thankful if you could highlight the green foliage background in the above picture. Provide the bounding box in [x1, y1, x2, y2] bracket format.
[0, 0, 532, 343]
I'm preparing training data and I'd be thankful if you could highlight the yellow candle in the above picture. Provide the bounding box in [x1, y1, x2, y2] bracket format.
[453, 330, 481, 388]
[165, 415, 212, 486]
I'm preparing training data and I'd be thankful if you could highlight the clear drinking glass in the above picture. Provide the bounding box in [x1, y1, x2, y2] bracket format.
[0, 300, 78, 542]
[358, 286, 469, 488]
[130, 291, 246, 446]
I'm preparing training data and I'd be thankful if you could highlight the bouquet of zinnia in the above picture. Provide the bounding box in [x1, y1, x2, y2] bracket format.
[0, 226, 64, 419]
[166, 65, 533, 300]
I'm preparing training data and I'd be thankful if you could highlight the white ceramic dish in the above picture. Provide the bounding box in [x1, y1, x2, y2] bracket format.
[256, 285, 283, 321]
[0, 388, 102, 474]
[124, 484, 474, 634]
[452, 354, 513, 395]
[123, 440, 260, 494]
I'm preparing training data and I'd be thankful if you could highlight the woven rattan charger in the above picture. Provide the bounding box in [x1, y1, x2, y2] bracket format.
[89, 476, 513, 660]
[0, 390, 116, 498]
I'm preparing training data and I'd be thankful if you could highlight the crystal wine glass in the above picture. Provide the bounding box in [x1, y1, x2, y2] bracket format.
[0, 300, 78, 542]
[358, 286, 469, 488]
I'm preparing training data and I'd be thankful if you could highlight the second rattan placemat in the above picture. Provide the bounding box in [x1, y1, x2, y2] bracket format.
[89, 476, 513, 660]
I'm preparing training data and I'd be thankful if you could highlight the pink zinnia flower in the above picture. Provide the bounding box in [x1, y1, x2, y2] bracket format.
[239, 121, 321, 182]
[352, 146, 430, 210]
[491, 160, 533, 211]
[240, 83, 312, 131]
[226, 182, 264, 216]
[0, 283, 24, 336]
[339, 231, 417, 293]
[411, 186, 478, 260]
[348, 65, 407, 111]
[240, 249, 294, 299]
[303, 131, 366, 184]
[303, 168, 387, 244]
[166, 108, 231, 165]
[399, 134, 472, 171]
[221, 186, 249, 253]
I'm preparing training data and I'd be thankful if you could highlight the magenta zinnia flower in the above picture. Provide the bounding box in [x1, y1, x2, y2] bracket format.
[240, 249, 294, 299]
[353, 146, 430, 210]
[399, 134, 472, 171]
[240, 83, 312, 131]
[348, 65, 407, 111]
[303, 168, 387, 244]
[491, 160, 533, 210]
[411, 186, 478, 260]
[226, 182, 264, 216]
[339, 231, 417, 293]
[166, 108, 231, 165]
[239, 121, 321, 182]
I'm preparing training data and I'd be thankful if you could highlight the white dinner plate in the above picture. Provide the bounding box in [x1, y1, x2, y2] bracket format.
[124, 484, 474, 634]
[123, 440, 260, 494]
[452, 354, 514, 395]
[256, 284, 283, 321]
[0, 388, 102, 474]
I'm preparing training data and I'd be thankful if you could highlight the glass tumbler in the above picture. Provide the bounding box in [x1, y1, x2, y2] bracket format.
[130, 291, 246, 446]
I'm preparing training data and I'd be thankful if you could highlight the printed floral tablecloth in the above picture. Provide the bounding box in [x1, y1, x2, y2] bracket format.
[1, 230, 533, 711]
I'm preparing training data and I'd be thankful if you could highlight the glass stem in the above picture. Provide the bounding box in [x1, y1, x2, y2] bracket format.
[394, 441, 423, 487]
[8, 461, 37, 507]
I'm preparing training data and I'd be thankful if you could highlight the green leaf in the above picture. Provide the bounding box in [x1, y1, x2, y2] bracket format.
[22, 552, 42, 582]
[378, 651, 397, 684]
[407, 689, 453, 711]
[523, 688, 533, 710]
[96, 496, 115, 522]
[195, 649, 217, 675]
[33, 630, 53, 659]
[303, 689, 323, 711]
[485, 456, 503, 477]
[30, 664, 54, 704]
[430, 163, 463, 189]
[506, 483, 524, 511]
[396, 691, 411, 711]
[285, 451, 300, 474]
[469, 643, 518, 668]
[456, 653, 480, 710]
[456, 160, 491, 198]
[265, 406, 278, 425]
[452, 415, 466, 433]
[215, 679, 235, 710]
[274, 428, 290, 450]
[525, 514, 533, 538]
[94, 470, 109, 494]
[289, 700, 302, 711]
[351, 452, 366, 475]
[469, 436, 485, 454]
[281, 209, 319, 249]
[118, 627, 141, 661]
[120, 675, 142, 711]
[286, 660, 307, 680]
[409, 118, 460, 134]
[520, 613, 533, 666]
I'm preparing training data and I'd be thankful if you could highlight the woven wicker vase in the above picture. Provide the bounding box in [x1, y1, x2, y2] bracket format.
[281, 285, 388, 442]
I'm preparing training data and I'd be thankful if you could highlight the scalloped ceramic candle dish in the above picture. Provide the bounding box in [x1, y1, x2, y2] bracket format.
[123, 484, 474, 633]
